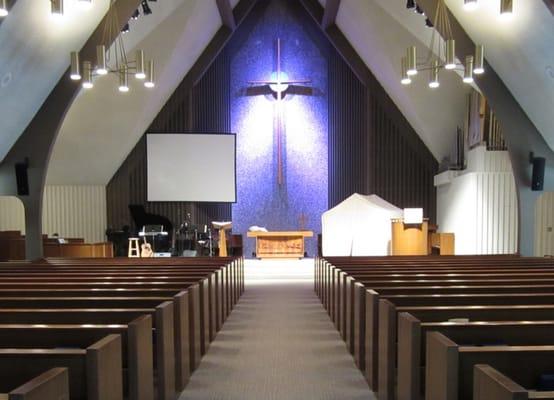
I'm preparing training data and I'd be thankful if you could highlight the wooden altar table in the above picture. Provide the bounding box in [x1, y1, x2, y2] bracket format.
[247, 231, 313, 259]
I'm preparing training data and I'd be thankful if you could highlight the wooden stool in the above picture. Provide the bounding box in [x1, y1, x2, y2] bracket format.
[128, 238, 140, 258]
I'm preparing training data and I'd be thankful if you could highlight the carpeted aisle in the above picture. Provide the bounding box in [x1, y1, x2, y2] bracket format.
[178, 259, 376, 400]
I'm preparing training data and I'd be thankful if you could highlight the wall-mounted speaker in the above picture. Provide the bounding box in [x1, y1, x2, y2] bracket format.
[14, 160, 29, 196]
[531, 156, 545, 191]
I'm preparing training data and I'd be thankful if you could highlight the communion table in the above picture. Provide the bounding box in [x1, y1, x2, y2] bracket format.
[247, 231, 314, 259]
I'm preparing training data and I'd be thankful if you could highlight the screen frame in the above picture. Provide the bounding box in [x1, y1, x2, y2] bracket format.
[146, 132, 237, 203]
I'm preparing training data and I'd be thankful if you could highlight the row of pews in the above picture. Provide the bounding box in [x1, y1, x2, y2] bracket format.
[0, 256, 244, 400]
[315, 255, 554, 400]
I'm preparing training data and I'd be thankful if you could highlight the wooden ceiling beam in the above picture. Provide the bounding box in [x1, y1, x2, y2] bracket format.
[321, 0, 341, 30]
[216, 0, 236, 30]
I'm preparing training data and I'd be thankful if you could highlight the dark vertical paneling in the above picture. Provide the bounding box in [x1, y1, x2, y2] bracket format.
[328, 49, 438, 222]
[106, 51, 232, 232]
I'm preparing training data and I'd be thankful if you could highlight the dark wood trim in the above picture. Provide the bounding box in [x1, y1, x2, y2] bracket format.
[321, 0, 340, 30]
[216, 0, 236, 30]
[298, 0, 370, 86]
[543, 0, 554, 14]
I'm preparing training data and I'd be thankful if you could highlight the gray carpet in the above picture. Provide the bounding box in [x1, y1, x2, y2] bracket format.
[178, 279, 376, 400]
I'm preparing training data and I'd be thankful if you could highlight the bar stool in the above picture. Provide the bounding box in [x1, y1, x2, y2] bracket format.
[128, 237, 140, 258]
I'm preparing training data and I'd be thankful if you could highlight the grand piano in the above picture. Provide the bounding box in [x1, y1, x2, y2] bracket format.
[128, 205, 173, 252]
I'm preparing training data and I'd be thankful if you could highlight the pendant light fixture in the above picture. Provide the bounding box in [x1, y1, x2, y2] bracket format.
[401, 0, 484, 90]
[51, 0, 64, 18]
[0, 0, 8, 17]
[68, 0, 155, 93]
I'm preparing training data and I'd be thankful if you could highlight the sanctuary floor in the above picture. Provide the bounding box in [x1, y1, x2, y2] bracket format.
[178, 258, 376, 400]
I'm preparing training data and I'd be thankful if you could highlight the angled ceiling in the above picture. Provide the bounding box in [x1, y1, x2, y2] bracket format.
[444, 0, 554, 151]
[0, 0, 111, 162]
[5, 0, 549, 185]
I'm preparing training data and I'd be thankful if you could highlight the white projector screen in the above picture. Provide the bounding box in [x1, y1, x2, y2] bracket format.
[147, 133, 236, 202]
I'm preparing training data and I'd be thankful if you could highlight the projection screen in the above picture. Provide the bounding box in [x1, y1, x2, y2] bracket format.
[147, 133, 236, 202]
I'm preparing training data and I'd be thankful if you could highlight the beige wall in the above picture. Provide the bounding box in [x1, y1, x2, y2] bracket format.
[535, 193, 554, 257]
[0, 185, 107, 243]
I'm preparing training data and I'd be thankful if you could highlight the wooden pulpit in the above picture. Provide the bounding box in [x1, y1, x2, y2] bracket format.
[212, 222, 232, 257]
[391, 218, 429, 255]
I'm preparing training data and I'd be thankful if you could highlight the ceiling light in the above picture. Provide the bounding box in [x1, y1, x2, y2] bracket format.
[463, 0, 478, 11]
[95, 45, 108, 75]
[82, 61, 93, 89]
[429, 60, 440, 88]
[51, 0, 64, 18]
[425, 18, 433, 28]
[415, 5, 424, 14]
[131, 9, 140, 20]
[0, 0, 8, 17]
[121, 23, 130, 33]
[77, 0, 92, 10]
[474, 44, 484, 74]
[144, 60, 155, 88]
[406, 0, 416, 10]
[406, 46, 417, 76]
[463, 55, 474, 83]
[445, 39, 456, 70]
[119, 65, 129, 92]
[500, 0, 513, 20]
[135, 50, 146, 79]
[141, 0, 152, 15]
[401, 57, 412, 85]
[70, 52, 81, 80]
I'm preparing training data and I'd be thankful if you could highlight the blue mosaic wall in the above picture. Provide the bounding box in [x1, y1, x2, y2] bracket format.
[230, 0, 328, 257]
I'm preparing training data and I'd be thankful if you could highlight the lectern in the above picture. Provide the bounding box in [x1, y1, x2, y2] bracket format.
[212, 221, 232, 257]
[391, 218, 429, 255]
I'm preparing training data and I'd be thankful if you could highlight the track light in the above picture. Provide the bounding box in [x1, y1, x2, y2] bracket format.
[407, 46, 417, 76]
[463, 0, 478, 11]
[0, 0, 8, 17]
[144, 60, 155, 88]
[415, 5, 424, 15]
[131, 9, 140, 20]
[401, 57, 411, 85]
[141, 0, 152, 15]
[474, 44, 484, 74]
[429, 60, 440, 89]
[119, 65, 129, 92]
[425, 18, 433, 28]
[82, 61, 93, 89]
[135, 50, 146, 79]
[96, 45, 108, 75]
[121, 23, 130, 33]
[500, 0, 513, 20]
[463, 55, 474, 83]
[70, 52, 81, 80]
[445, 39, 456, 70]
[406, 0, 416, 10]
[51, 0, 63, 18]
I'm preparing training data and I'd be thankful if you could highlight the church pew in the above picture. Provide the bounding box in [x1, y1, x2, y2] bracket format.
[474, 364, 554, 400]
[1, 367, 69, 400]
[0, 334, 122, 400]
[397, 315, 554, 400]
[426, 331, 554, 400]
[0, 317, 152, 400]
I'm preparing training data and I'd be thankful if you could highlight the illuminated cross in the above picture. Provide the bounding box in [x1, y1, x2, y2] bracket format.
[248, 38, 311, 186]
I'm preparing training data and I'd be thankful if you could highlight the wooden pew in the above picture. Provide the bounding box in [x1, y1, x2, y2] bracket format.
[398, 314, 554, 400]
[474, 364, 554, 400]
[0, 318, 152, 400]
[0, 334, 122, 400]
[0, 367, 68, 400]
[426, 331, 554, 400]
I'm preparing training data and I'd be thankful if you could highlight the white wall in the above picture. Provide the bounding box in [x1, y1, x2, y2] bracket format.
[0, 185, 107, 243]
[436, 146, 518, 254]
[535, 193, 554, 256]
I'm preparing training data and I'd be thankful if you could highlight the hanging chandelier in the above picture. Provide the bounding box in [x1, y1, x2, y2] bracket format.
[69, 0, 155, 92]
[401, 0, 485, 89]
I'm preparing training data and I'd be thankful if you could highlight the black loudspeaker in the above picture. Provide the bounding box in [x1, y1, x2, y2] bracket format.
[15, 161, 29, 196]
[531, 156, 545, 191]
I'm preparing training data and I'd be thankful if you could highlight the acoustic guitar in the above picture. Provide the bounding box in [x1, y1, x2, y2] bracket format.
[141, 237, 153, 258]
